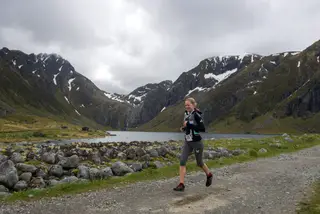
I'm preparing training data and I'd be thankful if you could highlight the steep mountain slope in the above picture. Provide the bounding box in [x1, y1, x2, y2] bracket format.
[139, 40, 320, 133]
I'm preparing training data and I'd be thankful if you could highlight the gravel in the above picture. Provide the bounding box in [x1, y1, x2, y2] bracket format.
[0, 146, 319, 214]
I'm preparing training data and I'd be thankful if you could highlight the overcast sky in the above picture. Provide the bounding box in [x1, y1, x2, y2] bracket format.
[1, 0, 320, 94]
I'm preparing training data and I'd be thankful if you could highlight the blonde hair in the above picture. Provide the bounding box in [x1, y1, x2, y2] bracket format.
[185, 97, 197, 107]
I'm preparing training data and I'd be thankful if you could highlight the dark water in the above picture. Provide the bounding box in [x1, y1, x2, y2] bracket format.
[65, 131, 274, 143]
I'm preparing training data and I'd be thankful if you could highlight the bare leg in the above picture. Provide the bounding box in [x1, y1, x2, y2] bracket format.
[179, 166, 186, 184]
[201, 163, 211, 176]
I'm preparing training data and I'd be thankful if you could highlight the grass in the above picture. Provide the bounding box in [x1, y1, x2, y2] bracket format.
[1, 134, 319, 202]
[298, 181, 320, 214]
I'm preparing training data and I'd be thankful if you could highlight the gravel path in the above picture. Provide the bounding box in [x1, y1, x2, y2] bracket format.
[1, 146, 319, 214]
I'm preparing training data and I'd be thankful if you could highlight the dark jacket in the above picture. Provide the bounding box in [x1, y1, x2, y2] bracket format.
[184, 109, 205, 142]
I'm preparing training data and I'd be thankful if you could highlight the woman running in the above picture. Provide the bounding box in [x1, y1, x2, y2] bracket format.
[174, 97, 213, 191]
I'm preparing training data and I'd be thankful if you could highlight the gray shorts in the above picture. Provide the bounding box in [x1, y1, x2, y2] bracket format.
[180, 141, 204, 167]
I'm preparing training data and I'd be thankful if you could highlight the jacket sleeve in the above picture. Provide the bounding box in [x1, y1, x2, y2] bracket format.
[186, 112, 205, 132]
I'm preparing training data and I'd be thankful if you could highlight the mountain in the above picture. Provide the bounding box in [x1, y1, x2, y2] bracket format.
[139, 40, 320, 133]
[1, 39, 320, 133]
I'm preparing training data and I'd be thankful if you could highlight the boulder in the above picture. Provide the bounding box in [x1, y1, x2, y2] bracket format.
[139, 154, 151, 162]
[153, 161, 165, 169]
[0, 160, 19, 188]
[48, 179, 59, 187]
[29, 177, 46, 188]
[16, 163, 37, 174]
[91, 152, 101, 165]
[232, 149, 245, 156]
[117, 152, 127, 160]
[0, 185, 9, 193]
[135, 148, 146, 157]
[35, 168, 47, 178]
[41, 152, 56, 164]
[59, 176, 78, 184]
[10, 152, 24, 163]
[111, 161, 133, 176]
[48, 165, 64, 178]
[58, 155, 79, 169]
[78, 165, 90, 179]
[126, 148, 136, 160]
[284, 137, 294, 143]
[19, 172, 32, 182]
[0, 154, 8, 163]
[282, 133, 289, 138]
[89, 168, 102, 180]
[26, 151, 38, 161]
[13, 180, 28, 191]
[101, 167, 113, 178]
[259, 148, 268, 153]
[157, 147, 169, 157]
[147, 149, 159, 157]
[128, 163, 143, 172]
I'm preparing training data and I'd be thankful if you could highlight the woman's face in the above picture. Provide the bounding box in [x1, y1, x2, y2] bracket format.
[185, 100, 194, 112]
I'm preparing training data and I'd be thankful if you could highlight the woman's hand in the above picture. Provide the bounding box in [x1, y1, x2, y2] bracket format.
[183, 121, 187, 127]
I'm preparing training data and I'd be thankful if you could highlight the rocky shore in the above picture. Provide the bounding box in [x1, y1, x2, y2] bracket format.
[0, 140, 246, 195]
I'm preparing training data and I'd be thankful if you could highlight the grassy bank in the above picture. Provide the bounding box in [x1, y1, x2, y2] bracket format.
[298, 181, 320, 214]
[1, 134, 319, 202]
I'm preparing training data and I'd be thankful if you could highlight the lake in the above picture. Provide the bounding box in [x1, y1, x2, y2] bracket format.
[65, 131, 274, 143]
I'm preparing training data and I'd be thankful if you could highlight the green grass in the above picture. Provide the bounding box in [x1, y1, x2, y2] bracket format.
[1, 134, 319, 203]
[298, 181, 320, 214]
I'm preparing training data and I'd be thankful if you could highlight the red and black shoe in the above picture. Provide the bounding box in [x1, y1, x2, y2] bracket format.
[206, 173, 213, 187]
[173, 183, 185, 191]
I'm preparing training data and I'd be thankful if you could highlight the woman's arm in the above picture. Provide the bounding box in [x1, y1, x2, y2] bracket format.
[186, 113, 205, 132]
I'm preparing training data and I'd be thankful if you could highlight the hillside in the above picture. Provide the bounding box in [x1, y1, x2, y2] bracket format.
[139, 40, 320, 133]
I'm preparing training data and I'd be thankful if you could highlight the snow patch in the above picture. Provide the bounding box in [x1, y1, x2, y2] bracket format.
[64, 96, 70, 104]
[58, 66, 63, 72]
[32, 70, 37, 74]
[161, 107, 166, 112]
[80, 104, 85, 108]
[209, 68, 238, 83]
[53, 73, 59, 85]
[270, 61, 276, 65]
[104, 93, 125, 103]
[317, 56, 319, 63]
[74, 109, 81, 116]
[291, 52, 300, 56]
[37, 75, 40, 78]
[12, 60, 16, 66]
[192, 73, 197, 78]
[70, 70, 73, 74]
[297, 61, 301, 68]
[283, 52, 288, 57]
[253, 91, 257, 95]
[186, 87, 206, 97]
[76, 87, 80, 91]
[263, 76, 267, 79]
[18, 65, 23, 69]
[251, 55, 254, 63]
[68, 78, 76, 91]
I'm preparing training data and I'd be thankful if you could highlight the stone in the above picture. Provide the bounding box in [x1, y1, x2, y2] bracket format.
[282, 133, 289, 138]
[48, 179, 59, 187]
[142, 162, 149, 169]
[78, 165, 90, 179]
[0, 185, 9, 193]
[270, 143, 282, 149]
[147, 149, 159, 157]
[259, 148, 268, 153]
[16, 163, 37, 174]
[19, 172, 32, 182]
[48, 165, 64, 178]
[13, 180, 28, 191]
[26, 151, 38, 161]
[41, 152, 56, 164]
[0, 154, 8, 163]
[128, 163, 143, 172]
[91, 152, 101, 165]
[284, 137, 294, 143]
[58, 155, 79, 169]
[135, 148, 146, 157]
[0, 160, 19, 188]
[111, 161, 133, 176]
[10, 152, 24, 163]
[126, 148, 136, 160]
[59, 176, 78, 184]
[101, 167, 113, 178]
[30, 177, 46, 188]
[35, 168, 47, 178]
[157, 147, 169, 157]
[139, 154, 151, 162]
[232, 149, 245, 156]
[89, 168, 102, 180]
[117, 152, 127, 160]
[203, 151, 212, 159]
[153, 161, 165, 169]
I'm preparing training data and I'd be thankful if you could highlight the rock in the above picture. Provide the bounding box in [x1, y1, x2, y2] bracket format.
[78, 165, 90, 179]
[41, 152, 56, 164]
[111, 161, 133, 176]
[101, 167, 113, 178]
[0, 185, 9, 193]
[0, 160, 19, 188]
[89, 168, 102, 180]
[135, 148, 146, 157]
[259, 148, 268, 153]
[117, 152, 127, 160]
[282, 133, 289, 137]
[203, 151, 212, 159]
[48, 179, 59, 187]
[270, 143, 282, 149]
[142, 162, 149, 169]
[16, 163, 37, 174]
[48, 165, 64, 178]
[13, 180, 28, 191]
[26, 152, 38, 161]
[284, 137, 294, 143]
[128, 163, 143, 172]
[55, 151, 65, 163]
[91, 152, 101, 165]
[153, 161, 165, 169]
[10, 152, 24, 163]
[105, 149, 117, 159]
[147, 149, 159, 157]
[19, 172, 32, 182]
[232, 149, 245, 156]
[30, 177, 46, 188]
[126, 148, 136, 160]
[58, 155, 79, 169]
[0, 154, 8, 163]
[139, 154, 151, 161]
[59, 176, 78, 184]
[157, 147, 169, 157]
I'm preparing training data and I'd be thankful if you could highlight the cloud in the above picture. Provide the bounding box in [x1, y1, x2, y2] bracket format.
[1, 0, 320, 93]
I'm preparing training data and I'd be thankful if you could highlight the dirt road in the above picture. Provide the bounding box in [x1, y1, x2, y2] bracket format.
[1, 146, 319, 214]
